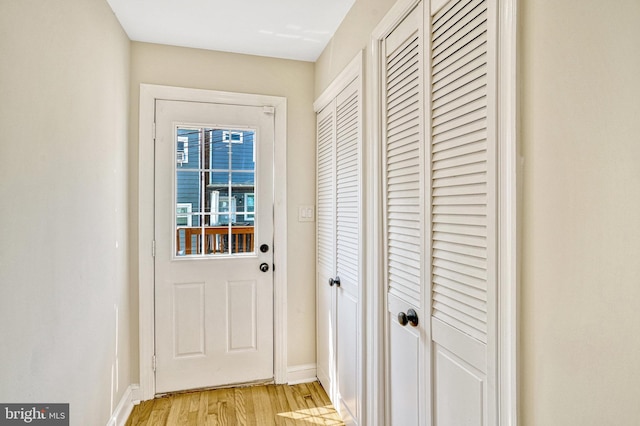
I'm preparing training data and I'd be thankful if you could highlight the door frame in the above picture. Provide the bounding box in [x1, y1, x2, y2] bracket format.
[138, 84, 288, 401]
[368, 0, 519, 424]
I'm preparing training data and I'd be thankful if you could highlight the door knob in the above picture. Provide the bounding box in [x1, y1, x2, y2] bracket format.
[329, 276, 341, 287]
[397, 308, 419, 327]
[259, 263, 269, 273]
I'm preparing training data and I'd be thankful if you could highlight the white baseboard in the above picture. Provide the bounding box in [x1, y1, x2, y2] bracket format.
[107, 384, 141, 426]
[287, 364, 317, 385]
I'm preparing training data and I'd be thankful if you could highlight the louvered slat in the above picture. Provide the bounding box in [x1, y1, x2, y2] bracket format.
[431, 0, 489, 344]
[385, 28, 423, 309]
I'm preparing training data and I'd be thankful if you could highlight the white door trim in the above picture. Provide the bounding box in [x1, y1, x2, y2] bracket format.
[138, 84, 288, 401]
[367, 0, 519, 424]
[497, 0, 520, 423]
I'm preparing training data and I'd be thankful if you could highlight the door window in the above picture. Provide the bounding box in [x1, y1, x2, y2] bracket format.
[175, 126, 256, 257]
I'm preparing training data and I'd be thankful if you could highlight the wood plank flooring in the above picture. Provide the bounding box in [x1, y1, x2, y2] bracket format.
[125, 382, 345, 426]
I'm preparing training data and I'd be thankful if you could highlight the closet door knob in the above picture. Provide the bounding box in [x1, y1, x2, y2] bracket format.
[397, 309, 419, 327]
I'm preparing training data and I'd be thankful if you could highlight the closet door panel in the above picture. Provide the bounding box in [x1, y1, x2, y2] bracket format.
[316, 103, 336, 395]
[335, 79, 362, 423]
[382, 4, 426, 425]
[429, 0, 497, 424]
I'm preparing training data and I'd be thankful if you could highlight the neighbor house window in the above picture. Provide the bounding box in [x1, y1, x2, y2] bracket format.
[216, 196, 237, 225]
[177, 136, 189, 164]
[244, 193, 255, 221]
[176, 203, 192, 227]
[223, 130, 243, 144]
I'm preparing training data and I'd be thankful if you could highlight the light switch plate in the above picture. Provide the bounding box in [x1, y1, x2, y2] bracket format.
[298, 205, 315, 222]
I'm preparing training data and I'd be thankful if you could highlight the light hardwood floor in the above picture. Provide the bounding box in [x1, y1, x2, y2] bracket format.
[125, 382, 345, 426]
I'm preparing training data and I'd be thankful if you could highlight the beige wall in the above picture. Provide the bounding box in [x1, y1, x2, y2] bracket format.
[520, 0, 640, 424]
[314, 0, 397, 97]
[0, 0, 132, 424]
[128, 42, 317, 368]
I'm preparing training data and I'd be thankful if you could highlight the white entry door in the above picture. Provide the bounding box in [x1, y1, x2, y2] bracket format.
[154, 99, 275, 394]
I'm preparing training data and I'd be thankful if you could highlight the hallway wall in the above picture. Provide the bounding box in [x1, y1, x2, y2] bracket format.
[520, 0, 640, 424]
[128, 42, 317, 370]
[314, 0, 397, 97]
[0, 0, 132, 424]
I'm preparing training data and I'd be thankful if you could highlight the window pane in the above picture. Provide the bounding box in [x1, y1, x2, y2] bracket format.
[242, 193, 255, 222]
[209, 130, 228, 170]
[231, 131, 255, 171]
[176, 170, 200, 212]
[229, 222, 254, 253]
[177, 128, 201, 169]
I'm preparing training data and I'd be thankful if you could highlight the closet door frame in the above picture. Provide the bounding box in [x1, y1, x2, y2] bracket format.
[368, 0, 519, 424]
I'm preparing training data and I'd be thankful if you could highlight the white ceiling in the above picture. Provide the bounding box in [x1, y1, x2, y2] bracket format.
[106, 0, 355, 62]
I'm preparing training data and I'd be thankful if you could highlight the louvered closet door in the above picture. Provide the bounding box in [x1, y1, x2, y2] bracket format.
[429, 0, 497, 424]
[316, 102, 336, 398]
[334, 78, 361, 424]
[382, 3, 426, 425]
[316, 67, 362, 425]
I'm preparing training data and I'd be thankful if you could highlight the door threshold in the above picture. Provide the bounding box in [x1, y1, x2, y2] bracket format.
[155, 378, 275, 398]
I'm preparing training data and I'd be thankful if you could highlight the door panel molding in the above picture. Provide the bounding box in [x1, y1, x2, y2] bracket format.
[138, 84, 287, 401]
